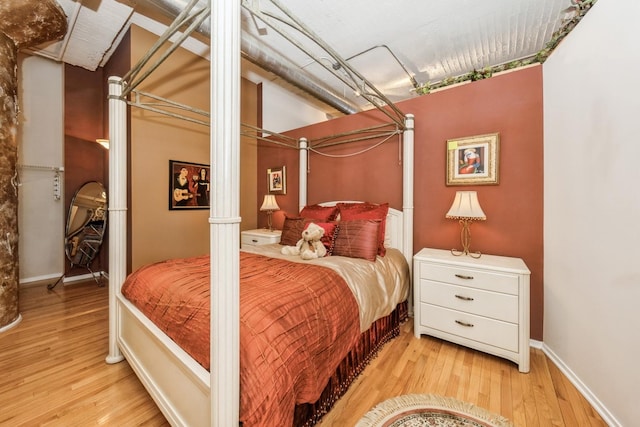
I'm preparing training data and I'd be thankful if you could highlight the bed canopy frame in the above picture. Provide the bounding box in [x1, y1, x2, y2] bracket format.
[106, 1, 414, 425]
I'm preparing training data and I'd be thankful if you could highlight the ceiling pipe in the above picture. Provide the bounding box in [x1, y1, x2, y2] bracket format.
[139, 0, 359, 115]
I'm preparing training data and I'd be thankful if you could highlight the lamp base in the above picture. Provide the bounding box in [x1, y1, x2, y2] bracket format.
[450, 248, 482, 258]
[451, 219, 482, 258]
[266, 211, 274, 232]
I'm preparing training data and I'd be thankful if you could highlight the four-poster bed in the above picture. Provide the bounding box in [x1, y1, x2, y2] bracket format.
[106, 2, 415, 426]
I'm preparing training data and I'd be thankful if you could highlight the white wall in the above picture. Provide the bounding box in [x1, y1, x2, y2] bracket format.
[259, 80, 328, 133]
[17, 54, 65, 284]
[543, 1, 640, 426]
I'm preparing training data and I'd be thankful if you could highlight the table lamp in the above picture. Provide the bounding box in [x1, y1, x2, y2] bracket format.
[446, 191, 486, 258]
[260, 194, 280, 231]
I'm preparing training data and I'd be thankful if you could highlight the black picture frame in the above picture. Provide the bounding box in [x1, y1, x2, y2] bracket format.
[169, 160, 210, 210]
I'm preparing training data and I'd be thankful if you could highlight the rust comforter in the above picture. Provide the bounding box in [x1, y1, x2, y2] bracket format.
[121, 251, 361, 426]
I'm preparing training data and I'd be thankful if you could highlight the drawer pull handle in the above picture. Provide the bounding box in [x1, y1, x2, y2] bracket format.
[251, 239, 258, 243]
[455, 294, 474, 301]
[455, 320, 474, 328]
[455, 274, 474, 280]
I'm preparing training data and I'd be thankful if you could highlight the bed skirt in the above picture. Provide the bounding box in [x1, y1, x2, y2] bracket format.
[292, 300, 409, 427]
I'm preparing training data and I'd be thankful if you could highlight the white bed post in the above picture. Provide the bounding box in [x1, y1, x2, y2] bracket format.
[299, 137, 308, 211]
[106, 77, 126, 364]
[211, 1, 241, 426]
[403, 114, 415, 314]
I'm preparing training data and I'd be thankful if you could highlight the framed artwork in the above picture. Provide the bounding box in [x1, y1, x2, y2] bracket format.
[446, 133, 499, 186]
[267, 166, 286, 195]
[169, 160, 210, 210]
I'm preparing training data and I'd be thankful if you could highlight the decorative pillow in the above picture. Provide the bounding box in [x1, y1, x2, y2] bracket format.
[338, 202, 389, 256]
[332, 220, 380, 262]
[311, 221, 339, 255]
[300, 204, 339, 222]
[279, 216, 307, 246]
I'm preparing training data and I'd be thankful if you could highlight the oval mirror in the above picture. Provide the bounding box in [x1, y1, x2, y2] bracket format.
[49, 181, 108, 290]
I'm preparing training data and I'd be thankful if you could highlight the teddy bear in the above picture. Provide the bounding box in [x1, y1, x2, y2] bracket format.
[280, 222, 327, 260]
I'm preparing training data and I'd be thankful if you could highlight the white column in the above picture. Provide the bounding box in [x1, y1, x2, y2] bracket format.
[105, 77, 127, 364]
[298, 137, 308, 211]
[210, 1, 241, 425]
[402, 114, 415, 315]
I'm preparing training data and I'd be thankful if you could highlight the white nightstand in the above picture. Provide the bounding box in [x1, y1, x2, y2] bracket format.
[413, 248, 531, 373]
[241, 229, 282, 248]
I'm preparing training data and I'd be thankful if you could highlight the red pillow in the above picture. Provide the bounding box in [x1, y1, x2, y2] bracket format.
[311, 221, 339, 254]
[332, 220, 380, 262]
[338, 202, 389, 256]
[279, 216, 307, 246]
[300, 204, 339, 222]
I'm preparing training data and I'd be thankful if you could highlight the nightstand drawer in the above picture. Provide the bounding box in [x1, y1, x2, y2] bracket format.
[419, 263, 519, 295]
[419, 279, 518, 323]
[419, 303, 519, 353]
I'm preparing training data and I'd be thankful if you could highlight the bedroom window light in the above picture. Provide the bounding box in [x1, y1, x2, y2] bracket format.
[260, 194, 280, 231]
[446, 191, 486, 258]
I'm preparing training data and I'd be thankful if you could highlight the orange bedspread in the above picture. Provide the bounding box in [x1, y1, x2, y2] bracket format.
[121, 252, 360, 426]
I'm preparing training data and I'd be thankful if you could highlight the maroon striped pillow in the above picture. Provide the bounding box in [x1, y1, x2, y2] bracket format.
[332, 220, 380, 262]
[338, 202, 389, 256]
[279, 216, 306, 246]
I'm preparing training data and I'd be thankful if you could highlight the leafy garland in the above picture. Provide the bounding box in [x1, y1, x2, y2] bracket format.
[415, 0, 597, 95]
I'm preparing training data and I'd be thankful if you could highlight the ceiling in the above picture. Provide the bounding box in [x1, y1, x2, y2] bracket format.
[27, 0, 584, 115]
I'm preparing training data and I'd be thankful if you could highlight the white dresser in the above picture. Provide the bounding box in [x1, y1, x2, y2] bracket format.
[241, 229, 282, 248]
[413, 248, 530, 373]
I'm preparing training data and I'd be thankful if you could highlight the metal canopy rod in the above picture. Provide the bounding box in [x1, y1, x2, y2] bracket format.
[121, 0, 209, 97]
[141, 0, 359, 115]
[252, 0, 406, 127]
[311, 130, 400, 150]
[240, 123, 298, 143]
[122, 0, 201, 85]
[310, 122, 398, 145]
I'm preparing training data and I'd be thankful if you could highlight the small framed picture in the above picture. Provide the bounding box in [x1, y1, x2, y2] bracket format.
[446, 133, 499, 186]
[169, 160, 210, 210]
[267, 166, 286, 195]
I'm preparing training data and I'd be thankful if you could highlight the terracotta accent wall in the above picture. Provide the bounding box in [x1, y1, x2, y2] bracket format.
[259, 66, 544, 340]
[64, 65, 109, 277]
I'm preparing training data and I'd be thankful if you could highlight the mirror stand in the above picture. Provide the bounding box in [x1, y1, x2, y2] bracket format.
[48, 181, 108, 291]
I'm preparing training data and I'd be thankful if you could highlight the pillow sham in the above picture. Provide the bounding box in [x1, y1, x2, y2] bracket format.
[299, 204, 339, 222]
[337, 202, 389, 256]
[332, 219, 380, 262]
[279, 216, 307, 246]
[311, 221, 339, 255]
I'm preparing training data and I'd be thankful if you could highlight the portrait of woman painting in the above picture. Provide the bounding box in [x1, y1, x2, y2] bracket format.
[169, 160, 210, 210]
[446, 133, 499, 186]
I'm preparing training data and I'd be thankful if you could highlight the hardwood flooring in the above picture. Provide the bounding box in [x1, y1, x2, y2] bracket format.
[0, 281, 606, 426]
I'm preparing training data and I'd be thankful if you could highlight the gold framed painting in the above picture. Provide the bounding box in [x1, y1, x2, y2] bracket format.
[446, 133, 499, 186]
[267, 166, 286, 195]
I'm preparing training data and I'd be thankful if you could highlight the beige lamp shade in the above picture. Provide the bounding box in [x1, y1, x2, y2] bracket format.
[260, 194, 280, 211]
[445, 191, 486, 220]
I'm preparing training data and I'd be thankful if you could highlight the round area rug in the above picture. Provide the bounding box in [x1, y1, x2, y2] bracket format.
[356, 394, 514, 427]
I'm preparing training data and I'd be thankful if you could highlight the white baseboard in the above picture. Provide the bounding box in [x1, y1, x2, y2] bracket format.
[63, 271, 108, 285]
[541, 342, 620, 427]
[19, 272, 63, 286]
[19, 271, 108, 287]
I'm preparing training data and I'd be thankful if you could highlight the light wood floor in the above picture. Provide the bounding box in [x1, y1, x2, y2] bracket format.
[0, 281, 606, 426]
